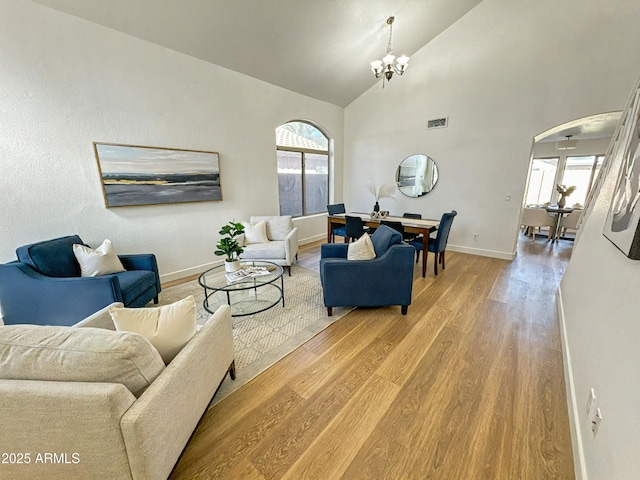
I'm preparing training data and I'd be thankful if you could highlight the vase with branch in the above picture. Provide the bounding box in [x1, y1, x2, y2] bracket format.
[556, 184, 576, 208]
[367, 181, 396, 213]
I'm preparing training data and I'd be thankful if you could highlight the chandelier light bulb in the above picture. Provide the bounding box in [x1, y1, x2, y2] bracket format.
[370, 60, 383, 75]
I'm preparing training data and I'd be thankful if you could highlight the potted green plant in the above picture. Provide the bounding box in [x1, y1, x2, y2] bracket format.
[215, 221, 245, 272]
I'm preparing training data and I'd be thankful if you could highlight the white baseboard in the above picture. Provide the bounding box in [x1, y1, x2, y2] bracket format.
[447, 244, 515, 261]
[557, 286, 587, 480]
[160, 260, 219, 284]
[299, 233, 326, 245]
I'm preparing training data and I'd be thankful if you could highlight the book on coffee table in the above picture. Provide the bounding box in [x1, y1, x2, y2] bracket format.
[225, 266, 272, 283]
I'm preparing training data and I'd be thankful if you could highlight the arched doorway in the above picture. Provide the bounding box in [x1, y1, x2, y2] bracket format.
[519, 112, 621, 246]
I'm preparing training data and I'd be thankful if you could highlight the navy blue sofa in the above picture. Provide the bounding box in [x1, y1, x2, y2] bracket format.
[319, 225, 415, 316]
[0, 235, 161, 326]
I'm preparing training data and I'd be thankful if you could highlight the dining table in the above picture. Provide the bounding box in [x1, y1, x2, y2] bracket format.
[327, 212, 440, 277]
[545, 205, 574, 243]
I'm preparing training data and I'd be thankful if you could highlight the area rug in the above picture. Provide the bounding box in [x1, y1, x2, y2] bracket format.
[157, 264, 352, 404]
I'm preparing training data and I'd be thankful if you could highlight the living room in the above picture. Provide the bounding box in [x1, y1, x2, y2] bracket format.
[2, 0, 640, 479]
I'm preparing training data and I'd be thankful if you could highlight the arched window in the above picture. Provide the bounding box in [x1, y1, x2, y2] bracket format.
[276, 121, 329, 217]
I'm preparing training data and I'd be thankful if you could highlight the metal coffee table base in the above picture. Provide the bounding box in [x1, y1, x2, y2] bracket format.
[204, 280, 285, 317]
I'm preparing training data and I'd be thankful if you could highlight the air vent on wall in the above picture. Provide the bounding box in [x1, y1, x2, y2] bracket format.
[427, 117, 448, 129]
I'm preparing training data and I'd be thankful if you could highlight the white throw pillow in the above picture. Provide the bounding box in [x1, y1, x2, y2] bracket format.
[251, 216, 293, 241]
[242, 220, 269, 244]
[347, 233, 376, 261]
[109, 295, 197, 364]
[73, 239, 126, 277]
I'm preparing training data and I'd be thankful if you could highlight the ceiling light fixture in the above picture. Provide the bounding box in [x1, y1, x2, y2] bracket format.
[556, 135, 577, 150]
[370, 16, 409, 86]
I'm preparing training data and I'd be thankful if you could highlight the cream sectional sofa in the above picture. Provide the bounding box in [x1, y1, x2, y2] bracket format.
[0, 303, 235, 480]
[239, 215, 299, 275]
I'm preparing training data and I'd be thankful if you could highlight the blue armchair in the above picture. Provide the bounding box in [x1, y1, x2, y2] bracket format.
[0, 235, 161, 326]
[319, 225, 415, 316]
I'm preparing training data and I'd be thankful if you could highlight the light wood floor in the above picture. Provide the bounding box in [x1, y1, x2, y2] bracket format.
[170, 234, 575, 479]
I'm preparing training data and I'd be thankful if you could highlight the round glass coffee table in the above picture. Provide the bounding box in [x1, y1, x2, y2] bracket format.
[198, 261, 285, 317]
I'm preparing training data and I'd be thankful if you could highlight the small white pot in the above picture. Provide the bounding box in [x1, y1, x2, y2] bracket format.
[225, 259, 241, 273]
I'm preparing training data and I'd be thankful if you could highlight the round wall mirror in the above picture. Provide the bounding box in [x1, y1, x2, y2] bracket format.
[396, 154, 439, 197]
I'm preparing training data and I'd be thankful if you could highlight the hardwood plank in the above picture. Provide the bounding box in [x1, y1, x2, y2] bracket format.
[169, 386, 303, 479]
[248, 334, 396, 479]
[288, 312, 399, 399]
[340, 436, 411, 480]
[280, 374, 401, 480]
[464, 318, 518, 480]
[343, 325, 465, 478]
[404, 300, 511, 477]
[223, 457, 266, 480]
[375, 304, 450, 387]
[202, 345, 319, 438]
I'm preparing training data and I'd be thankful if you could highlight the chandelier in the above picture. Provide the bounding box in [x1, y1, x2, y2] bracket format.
[370, 16, 409, 85]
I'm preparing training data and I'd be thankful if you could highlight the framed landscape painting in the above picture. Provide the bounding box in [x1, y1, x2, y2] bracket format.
[94, 143, 222, 207]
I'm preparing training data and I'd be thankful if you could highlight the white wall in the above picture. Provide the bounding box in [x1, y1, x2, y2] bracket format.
[345, 0, 640, 260]
[0, 0, 343, 281]
[559, 74, 640, 479]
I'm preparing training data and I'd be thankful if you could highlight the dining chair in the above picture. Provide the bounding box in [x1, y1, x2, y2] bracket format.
[410, 210, 457, 275]
[327, 203, 348, 242]
[402, 212, 423, 242]
[380, 220, 405, 236]
[558, 209, 583, 238]
[345, 215, 370, 243]
[520, 207, 554, 241]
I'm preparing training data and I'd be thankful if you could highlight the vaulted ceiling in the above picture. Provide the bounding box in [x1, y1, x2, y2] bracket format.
[32, 0, 483, 107]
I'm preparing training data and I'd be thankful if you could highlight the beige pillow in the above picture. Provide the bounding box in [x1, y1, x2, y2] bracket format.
[109, 296, 197, 363]
[73, 239, 126, 277]
[242, 220, 269, 244]
[0, 324, 164, 398]
[347, 233, 376, 260]
[250, 216, 293, 240]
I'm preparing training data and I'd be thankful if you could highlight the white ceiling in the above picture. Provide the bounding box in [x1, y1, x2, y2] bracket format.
[535, 111, 622, 144]
[32, 0, 483, 107]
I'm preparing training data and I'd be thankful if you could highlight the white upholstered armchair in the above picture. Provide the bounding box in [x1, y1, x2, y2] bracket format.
[239, 215, 298, 275]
